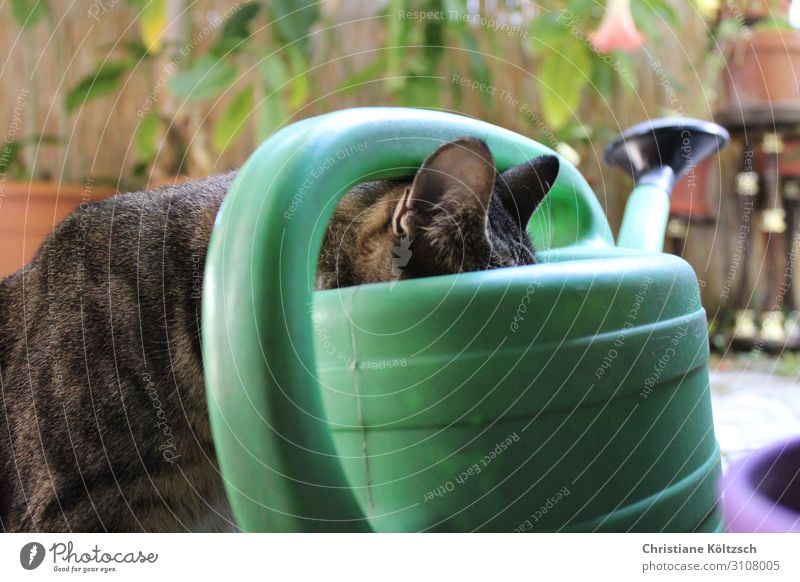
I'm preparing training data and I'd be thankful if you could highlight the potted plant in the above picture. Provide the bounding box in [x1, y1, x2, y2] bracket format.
[525, 0, 675, 140]
[1, 2, 116, 278]
[720, 0, 792, 22]
[717, 1, 800, 111]
[67, 0, 322, 182]
[2, 0, 325, 277]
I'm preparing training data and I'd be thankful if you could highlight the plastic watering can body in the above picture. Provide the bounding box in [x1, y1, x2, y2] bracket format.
[202, 108, 727, 532]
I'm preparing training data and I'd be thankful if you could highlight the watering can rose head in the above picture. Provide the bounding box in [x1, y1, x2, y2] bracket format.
[317, 137, 559, 289]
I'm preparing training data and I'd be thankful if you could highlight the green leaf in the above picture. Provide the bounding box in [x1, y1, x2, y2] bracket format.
[264, 0, 320, 52]
[213, 85, 255, 152]
[757, 15, 795, 31]
[592, 55, 613, 101]
[136, 110, 159, 161]
[213, 2, 262, 55]
[611, 51, 638, 95]
[0, 141, 22, 174]
[258, 54, 289, 90]
[385, 0, 407, 92]
[65, 60, 132, 113]
[336, 58, 386, 94]
[632, 0, 678, 30]
[459, 27, 491, 105]
[139, 0, 167, 53]
[168, 56, 238, 100]
[21, 133, 62, 146]
[286, 48, 309, 110]
[125, 40, 152, 60]
[537, 39, 593, 131]
[421, 17, 444, 69]
[257, 91, 286, 142]
[400, 76, 441, 108]
[529, 13, 569, 56]
[10, 0, 47, 28]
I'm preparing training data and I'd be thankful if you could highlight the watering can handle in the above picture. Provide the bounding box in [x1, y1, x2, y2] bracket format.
[202, 108, 613, 532]
[606, 117, 729, 252]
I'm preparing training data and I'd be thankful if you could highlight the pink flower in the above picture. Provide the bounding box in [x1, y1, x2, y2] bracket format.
[589, 0, 644, 54]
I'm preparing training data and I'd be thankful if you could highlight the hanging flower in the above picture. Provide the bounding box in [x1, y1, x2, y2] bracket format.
[589, 0, 645, 54]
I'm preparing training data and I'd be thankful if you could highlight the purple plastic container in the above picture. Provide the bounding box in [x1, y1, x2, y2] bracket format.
[719, 436, 800, 532]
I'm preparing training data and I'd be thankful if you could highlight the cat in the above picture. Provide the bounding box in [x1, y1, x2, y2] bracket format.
[0, 137, 558, 532]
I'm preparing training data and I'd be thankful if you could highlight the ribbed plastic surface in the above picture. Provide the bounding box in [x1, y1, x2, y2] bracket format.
[315, 249, 721, 531]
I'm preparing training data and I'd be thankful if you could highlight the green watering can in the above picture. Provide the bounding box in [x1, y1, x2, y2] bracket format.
[202, 108, 729, 532]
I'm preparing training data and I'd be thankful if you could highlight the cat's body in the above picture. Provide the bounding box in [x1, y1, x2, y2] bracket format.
[0, 174, 233, 532]
[0, 138, 558, 532]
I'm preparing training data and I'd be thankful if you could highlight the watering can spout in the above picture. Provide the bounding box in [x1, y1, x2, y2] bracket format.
[606, 117, 729, 252]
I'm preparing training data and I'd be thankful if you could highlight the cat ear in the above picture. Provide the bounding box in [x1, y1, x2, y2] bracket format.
[392, 138, 495, 236]
[496, 155, 560, 230]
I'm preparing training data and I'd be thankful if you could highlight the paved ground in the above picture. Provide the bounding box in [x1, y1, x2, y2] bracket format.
[709, 354, 800, 468]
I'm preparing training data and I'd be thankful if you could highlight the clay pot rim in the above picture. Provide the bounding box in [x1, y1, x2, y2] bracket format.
[728, 26, 800, 51]
[0, 179, 115, 200]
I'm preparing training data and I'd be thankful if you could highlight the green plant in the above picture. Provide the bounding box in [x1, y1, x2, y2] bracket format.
[0, 135, 61, 179]
[5, 0, 63, 180]
[60, 0, 322, 179]
[711, 0, 795, 39]
[527, 0, 679, 138]
[69, 0, 495, 178]
[699, 0, 798, 110]
[6, 0, 697, 184]
[336, 0, 682, 145]
[777, 351, 800, 376]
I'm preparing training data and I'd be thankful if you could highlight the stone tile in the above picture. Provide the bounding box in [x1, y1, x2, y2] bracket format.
[709, 369, 800, 468]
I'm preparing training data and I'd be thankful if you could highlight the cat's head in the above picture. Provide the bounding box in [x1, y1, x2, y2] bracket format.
[317, 137, 559, 289]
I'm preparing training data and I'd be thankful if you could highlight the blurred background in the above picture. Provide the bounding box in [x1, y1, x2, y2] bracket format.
[1, 0, 798, 357]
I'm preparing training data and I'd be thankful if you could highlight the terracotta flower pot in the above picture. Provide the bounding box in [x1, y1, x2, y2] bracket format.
[721, 28, 800, 111]
[0, 180, 114, 278]
[719, 436, 800, 532]
[718, 1, 791, 23]
[671, 157, 713, 219]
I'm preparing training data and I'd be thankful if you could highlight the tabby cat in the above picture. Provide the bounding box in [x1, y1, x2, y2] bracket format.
[0, 137, 558, 532]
